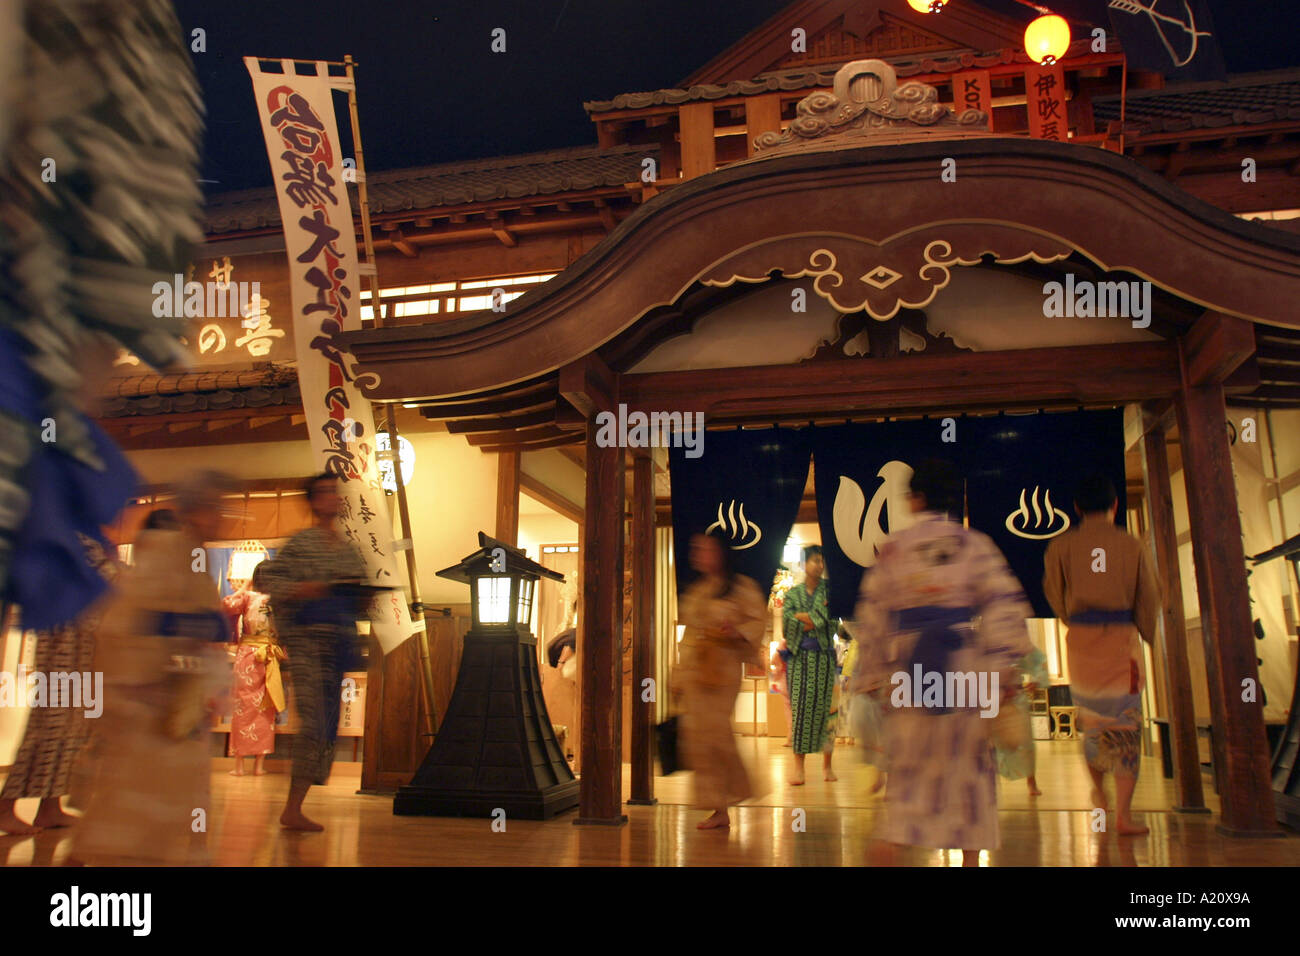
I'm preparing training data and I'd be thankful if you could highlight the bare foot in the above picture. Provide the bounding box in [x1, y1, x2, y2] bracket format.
[0, 813, 40, 836]
[279, 812, 324, 832]
[1116, 819, 1149, 836]
[229, 768, 245, 776]
[31, 808, 78, 829]
[253, 768, 268, 776]
[1091, 787, 1109, 813]
[1028, 783, 1042, 797]
[782, 740, 792, 748]
[696, 811, 730, 830]
[789, 776, 805, 786]
[823, 771, 838, 782]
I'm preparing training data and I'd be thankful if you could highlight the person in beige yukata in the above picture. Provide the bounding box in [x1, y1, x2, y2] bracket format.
[1043, 474, 1161, 836]
[676, 530, 768, 831]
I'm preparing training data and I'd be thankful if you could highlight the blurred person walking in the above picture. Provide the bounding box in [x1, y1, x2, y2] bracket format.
[854, 459, 1032, 865]
[781, 545, 837, 784]
[72, 478, 232, 865]
[677, 530, 767, 830]
[221, 561, 285, 777]
[1043, 474, 1160, 835]
[0, 541, 117, 835]
[995, 646, 1049, 796]
[262, 474, 366, 832]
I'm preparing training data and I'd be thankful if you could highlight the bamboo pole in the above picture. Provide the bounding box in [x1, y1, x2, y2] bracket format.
[342, 55, 438, 744]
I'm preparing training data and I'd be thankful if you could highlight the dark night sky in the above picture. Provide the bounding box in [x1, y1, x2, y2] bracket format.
[173, 0, 1300, 196]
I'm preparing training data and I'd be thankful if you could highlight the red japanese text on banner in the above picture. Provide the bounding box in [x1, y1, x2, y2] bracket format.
[244, 57, 412, 655]
[1025, 62, 1067, 142]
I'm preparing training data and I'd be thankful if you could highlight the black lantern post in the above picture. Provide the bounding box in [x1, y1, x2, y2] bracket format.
[394, 532, 578, 819]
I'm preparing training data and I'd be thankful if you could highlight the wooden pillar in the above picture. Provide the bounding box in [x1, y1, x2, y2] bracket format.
[1138, 403, 1207, 812]
[576, 425, 626, 824]
[495, 450, 520, 546]
[1174, 381, 1277, 834]
[744, 93, 783, 158]
[628, 451, 657, 805]
[678, 102, 716, 180]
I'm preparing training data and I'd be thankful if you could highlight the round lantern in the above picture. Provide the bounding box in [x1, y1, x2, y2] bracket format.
[1025, 14, 1070, 65]
[907, 0, 947, 11]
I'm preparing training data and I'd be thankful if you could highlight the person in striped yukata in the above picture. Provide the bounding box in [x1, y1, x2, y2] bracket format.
[854, 459, 1032, 865]
[781, 546, 838, 784]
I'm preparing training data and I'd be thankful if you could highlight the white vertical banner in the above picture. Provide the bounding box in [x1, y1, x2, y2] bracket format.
[245, 57, 412, 654]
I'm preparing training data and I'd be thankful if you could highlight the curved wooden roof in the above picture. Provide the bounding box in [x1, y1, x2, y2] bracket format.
[338, 136, 1300, 417]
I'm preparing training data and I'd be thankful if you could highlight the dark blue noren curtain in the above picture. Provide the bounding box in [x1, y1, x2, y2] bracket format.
[669, 427, 811, 601]
[809, 411, 1127, 619]
[963, 410, 1126, 618]
[811, 421, 957, 619]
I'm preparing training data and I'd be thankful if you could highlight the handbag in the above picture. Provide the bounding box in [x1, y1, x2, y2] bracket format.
[655, 716, 682, 775]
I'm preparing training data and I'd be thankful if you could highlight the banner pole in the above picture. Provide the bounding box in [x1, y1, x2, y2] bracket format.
[342, 54, 438, 741]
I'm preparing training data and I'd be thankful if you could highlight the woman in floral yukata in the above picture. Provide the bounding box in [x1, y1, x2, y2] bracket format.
[221, 561, 286, 777]
[854, 459, 1031, 865]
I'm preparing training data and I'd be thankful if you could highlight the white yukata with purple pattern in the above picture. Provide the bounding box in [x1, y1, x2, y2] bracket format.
[853, 511, 1032, 851]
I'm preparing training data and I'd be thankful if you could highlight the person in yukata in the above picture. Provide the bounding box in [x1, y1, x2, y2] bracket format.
[1043, 474, 1160, 836]
[261, 474, 366, 832]
[781, 545, 838, 784]
[72, 477, 232, 866]
[996, 645, 1049, 796]
[221, 560, 286, 777]
[854, 458, 1032, 866]
[676, 530, 768, 830]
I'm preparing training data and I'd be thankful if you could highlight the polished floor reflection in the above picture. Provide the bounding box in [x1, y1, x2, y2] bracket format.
[3, 737, 1296, 866]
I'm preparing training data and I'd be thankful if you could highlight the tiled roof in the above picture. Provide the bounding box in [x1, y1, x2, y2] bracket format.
[99, 364, 300, 417]
[583, 38, 1103, 114]
[204, 143, 658, 236]
[1093, 70, 1300, 134]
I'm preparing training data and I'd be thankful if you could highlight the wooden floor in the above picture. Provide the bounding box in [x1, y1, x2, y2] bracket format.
[3, 736, 1297, 866]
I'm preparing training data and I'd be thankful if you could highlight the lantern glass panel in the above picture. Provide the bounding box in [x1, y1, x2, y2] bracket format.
[517, 577, 535, 626]
[478, 575, 513, 624]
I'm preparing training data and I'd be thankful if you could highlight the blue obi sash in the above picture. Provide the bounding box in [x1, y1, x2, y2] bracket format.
[147, 610, 229, 643]
[895, 604, 976, 715]
[799, 634, 824, 652]
[1070, 609, 1134, 625]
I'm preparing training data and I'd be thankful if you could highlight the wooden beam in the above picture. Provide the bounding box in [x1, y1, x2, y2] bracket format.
[1139, 403, 1208, 813]
[495, 450, 520, 546]
[744, 93, 783, 158]
[446, 407, 555, 434]
[620, 342, 1181, 419]
[1164, 140, 1191, 181]
[628, 452, 656, 806]
[290, 414, 306, 427]
[477, 434, 582, 453]
[575, 418, 626, 825]
[465, 424, 568, 447]
[558, 353, 617, 420]
[205, 418, 239, 432]
[128, 423, 164, 436]
[679, 101, 716, 179]
[1183, 312, 1256, 386]
[248, 415, 282, 429]
[391, 230, 418, 258]
[490, 221, 517, 248]
[1173, 378, 1279, 835]
[519, 473, 584, 523]
[167, 421, 203, 434]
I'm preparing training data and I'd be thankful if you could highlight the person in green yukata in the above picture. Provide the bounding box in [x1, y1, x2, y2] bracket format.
[781, 546, 837, 785]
